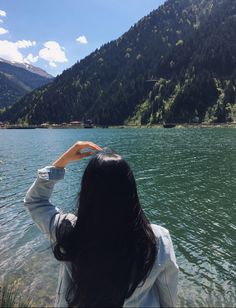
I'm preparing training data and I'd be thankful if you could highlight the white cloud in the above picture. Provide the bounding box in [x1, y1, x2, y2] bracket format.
[24, 53, 39, 64]
[0, 10, 6, 17]
[16, 40, 36, 48]
[0, 39, 67, 69]
[49, 62, 57, 68]
[76, 35, 88, 44]
[0, 40, 24, 62]
[39, 41, 67, 67]
[0, 40, 37, 63]
[0, 27, 8, 35]
[0, 20, 3, 23]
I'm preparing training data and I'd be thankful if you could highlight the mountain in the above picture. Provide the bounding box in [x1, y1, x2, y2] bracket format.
[0, 59, 53, 79]
[0, 59, 53, 109]
[1, 0, 236, 125]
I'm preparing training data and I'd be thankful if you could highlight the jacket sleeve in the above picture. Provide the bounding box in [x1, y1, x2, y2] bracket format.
[155, 229, 179, 307]
[24, 166, 77, 243]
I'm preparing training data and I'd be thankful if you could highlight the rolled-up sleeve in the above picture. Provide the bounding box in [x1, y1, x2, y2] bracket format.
[155, 229, 179, 307]
[24, 166, 76, 242]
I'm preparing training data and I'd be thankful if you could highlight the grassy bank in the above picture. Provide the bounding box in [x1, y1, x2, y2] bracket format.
[0, 280, 32, 308]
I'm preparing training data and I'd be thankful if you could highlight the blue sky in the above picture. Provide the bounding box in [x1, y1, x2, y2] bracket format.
[0, 0, 165, 76]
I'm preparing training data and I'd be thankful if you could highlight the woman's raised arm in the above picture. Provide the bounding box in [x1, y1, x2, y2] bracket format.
[24, 141, 102, 242]
[52, 141, 102, 168]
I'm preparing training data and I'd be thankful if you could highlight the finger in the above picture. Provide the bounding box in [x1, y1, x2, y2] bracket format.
[82, 142, 102, 151]
[77, 142, 102, 151]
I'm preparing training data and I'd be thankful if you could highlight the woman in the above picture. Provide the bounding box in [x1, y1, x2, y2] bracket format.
[24, 141, 178, 307]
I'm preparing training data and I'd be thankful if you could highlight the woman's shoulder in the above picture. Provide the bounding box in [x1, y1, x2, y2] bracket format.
[150, 224, 174, 253]
[150, 224, 177, 265]
[150, 223, 170, 239]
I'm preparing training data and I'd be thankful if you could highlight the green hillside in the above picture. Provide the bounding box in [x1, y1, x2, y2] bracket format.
[2, 0, 236, 125]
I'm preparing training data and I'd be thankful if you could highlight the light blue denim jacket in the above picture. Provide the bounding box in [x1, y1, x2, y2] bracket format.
[24, 166, 179, 307]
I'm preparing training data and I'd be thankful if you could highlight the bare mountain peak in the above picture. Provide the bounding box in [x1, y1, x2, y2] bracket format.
[0, 58, 53, 79]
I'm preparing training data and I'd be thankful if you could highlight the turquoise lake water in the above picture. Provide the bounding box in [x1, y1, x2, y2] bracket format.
[0, 128, 235, 307]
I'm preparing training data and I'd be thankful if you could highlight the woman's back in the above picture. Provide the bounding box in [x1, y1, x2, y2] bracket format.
[24, 142, 178, 307]
[52, 219, 178, 307]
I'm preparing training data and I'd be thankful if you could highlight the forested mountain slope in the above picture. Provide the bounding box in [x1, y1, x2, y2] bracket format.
[0, 59, 53, 109]
[2, 0, 236, 124]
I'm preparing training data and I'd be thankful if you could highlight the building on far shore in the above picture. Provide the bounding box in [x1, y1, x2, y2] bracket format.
[69, 121, 82, 127]
[83, 119, 94, 128]
[40, 123, 50, 128]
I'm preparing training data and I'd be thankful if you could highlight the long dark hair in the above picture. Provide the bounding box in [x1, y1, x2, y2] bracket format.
[54, 152, 157, 307]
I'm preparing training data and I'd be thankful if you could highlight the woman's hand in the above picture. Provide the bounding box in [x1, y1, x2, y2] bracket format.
[52, 141, 102, 168]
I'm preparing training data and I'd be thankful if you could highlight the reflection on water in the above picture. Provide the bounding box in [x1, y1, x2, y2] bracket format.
[0, 128, 236, 307]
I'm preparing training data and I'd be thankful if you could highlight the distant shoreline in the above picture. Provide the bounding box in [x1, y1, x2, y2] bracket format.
[0, 122, 236, 129]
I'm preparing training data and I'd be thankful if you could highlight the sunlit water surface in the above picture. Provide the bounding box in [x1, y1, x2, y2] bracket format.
[0, 128, 235, 307]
